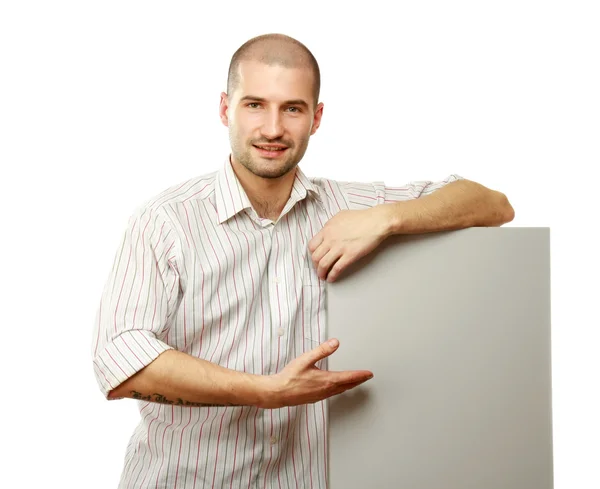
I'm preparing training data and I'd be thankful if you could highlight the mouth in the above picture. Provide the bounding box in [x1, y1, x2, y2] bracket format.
[253, 144, 289, 158]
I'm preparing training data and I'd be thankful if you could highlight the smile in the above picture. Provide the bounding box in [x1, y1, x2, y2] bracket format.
[253, 145, 289, 157]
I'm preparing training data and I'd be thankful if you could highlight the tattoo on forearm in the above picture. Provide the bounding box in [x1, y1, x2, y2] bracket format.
[130, 391, 241, 407]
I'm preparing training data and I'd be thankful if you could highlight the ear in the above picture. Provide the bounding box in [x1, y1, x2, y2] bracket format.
[310, 102, 324, 135]
[219, 92, 230, 127]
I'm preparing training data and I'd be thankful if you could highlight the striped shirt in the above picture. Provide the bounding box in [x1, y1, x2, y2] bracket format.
[92, 156, 462, 489]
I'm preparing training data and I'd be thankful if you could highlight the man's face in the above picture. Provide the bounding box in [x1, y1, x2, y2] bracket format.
[220, 60, 323, 179]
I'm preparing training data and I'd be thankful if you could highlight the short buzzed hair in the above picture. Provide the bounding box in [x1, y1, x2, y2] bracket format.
[227, 33, 321, 109]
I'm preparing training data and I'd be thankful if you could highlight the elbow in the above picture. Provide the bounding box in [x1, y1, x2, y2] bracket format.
[466, 180, 515, 225]
[106, 376, 136, 401]
[107, 388, 121, 400]
[501, 193, 515, 224]
[494, 191, 515, 225]
[102, 379, 125, 401]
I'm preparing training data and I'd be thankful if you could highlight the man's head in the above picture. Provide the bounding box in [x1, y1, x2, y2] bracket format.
[219, 33, 324, 179]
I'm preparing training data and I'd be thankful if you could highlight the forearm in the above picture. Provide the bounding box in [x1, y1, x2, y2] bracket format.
[381, 179, 515, 236]
[108, 349, 269, 407]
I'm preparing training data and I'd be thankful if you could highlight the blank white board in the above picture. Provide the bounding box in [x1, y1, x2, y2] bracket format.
[326, 228, 553, 489]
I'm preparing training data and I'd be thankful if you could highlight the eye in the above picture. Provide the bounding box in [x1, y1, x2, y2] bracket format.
[247, 103, 261, 109]
[286, 107, 301, 113]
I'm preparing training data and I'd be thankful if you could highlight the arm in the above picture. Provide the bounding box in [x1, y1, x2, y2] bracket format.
[108, 349, 265, 406]
[109, 340, 372, 409]
[309, 178, 514, 282]
[380, 179, 514, 235]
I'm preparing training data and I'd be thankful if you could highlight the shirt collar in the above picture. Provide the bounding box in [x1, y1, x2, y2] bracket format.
[215, 156, 322, 225]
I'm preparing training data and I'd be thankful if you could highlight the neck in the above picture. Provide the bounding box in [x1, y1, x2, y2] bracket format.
[230, 157, 296, 221]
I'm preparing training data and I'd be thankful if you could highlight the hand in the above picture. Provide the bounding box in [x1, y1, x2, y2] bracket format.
[259, 339, 374, 409]
[308, 206, 392, 282]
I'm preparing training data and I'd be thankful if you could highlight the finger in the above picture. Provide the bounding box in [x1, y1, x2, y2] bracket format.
[326, 369, 374, 386]
[334, 379, 370, 394]
[308, 233, 324, 253]
[325, 255, 351, 283]
[300, 338, 340, 367]
[317, 248, 342, 280]
[316, 377, 374, 403]
[311, 241, 330, 268]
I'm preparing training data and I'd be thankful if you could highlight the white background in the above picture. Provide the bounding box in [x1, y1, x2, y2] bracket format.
[1, 1, 598, 488]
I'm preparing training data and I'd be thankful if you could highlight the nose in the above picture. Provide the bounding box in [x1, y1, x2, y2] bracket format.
[261, 109, 284, 140]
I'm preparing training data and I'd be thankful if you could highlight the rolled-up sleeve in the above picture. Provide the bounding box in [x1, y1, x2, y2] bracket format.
[342, 174, 464, 209]
[91, 206, 180, 399]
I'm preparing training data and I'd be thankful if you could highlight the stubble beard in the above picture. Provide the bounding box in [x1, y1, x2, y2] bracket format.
[230, 133, 310, 180]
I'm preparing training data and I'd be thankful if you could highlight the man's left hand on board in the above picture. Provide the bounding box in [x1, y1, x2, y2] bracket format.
[308, 206, 393, 283]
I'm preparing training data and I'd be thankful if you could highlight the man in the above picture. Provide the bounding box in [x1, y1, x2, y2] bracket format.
[92, 33, 514, 489]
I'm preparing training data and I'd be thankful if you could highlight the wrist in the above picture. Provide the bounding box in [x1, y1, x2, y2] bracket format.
[251, 374, 281, 409]
[376, 203, 401, 238]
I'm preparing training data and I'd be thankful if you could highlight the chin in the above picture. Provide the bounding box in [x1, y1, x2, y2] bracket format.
[252, 166, 294, 180]
[246, 156, 297, 180]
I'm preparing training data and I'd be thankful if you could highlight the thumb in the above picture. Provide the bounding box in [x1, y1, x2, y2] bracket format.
[302, 338, 340, 366]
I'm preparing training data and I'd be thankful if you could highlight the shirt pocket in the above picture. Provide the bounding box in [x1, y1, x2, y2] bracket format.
[301, 265, 327, 349]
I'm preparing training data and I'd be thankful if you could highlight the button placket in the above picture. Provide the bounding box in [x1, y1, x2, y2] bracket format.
[269, 222, 293, 371]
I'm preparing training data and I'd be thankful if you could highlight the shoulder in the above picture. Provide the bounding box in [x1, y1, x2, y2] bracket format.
[133, 171, 219, 215]
[306, 175, 382, 210]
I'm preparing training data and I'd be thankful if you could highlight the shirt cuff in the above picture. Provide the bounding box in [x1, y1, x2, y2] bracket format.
[93, 330, 174, 399]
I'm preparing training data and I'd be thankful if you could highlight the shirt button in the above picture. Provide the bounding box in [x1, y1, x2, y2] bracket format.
[274, 276, 281, 284]
[277, 327, 285, 337]
[270, 436, 278, 445]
